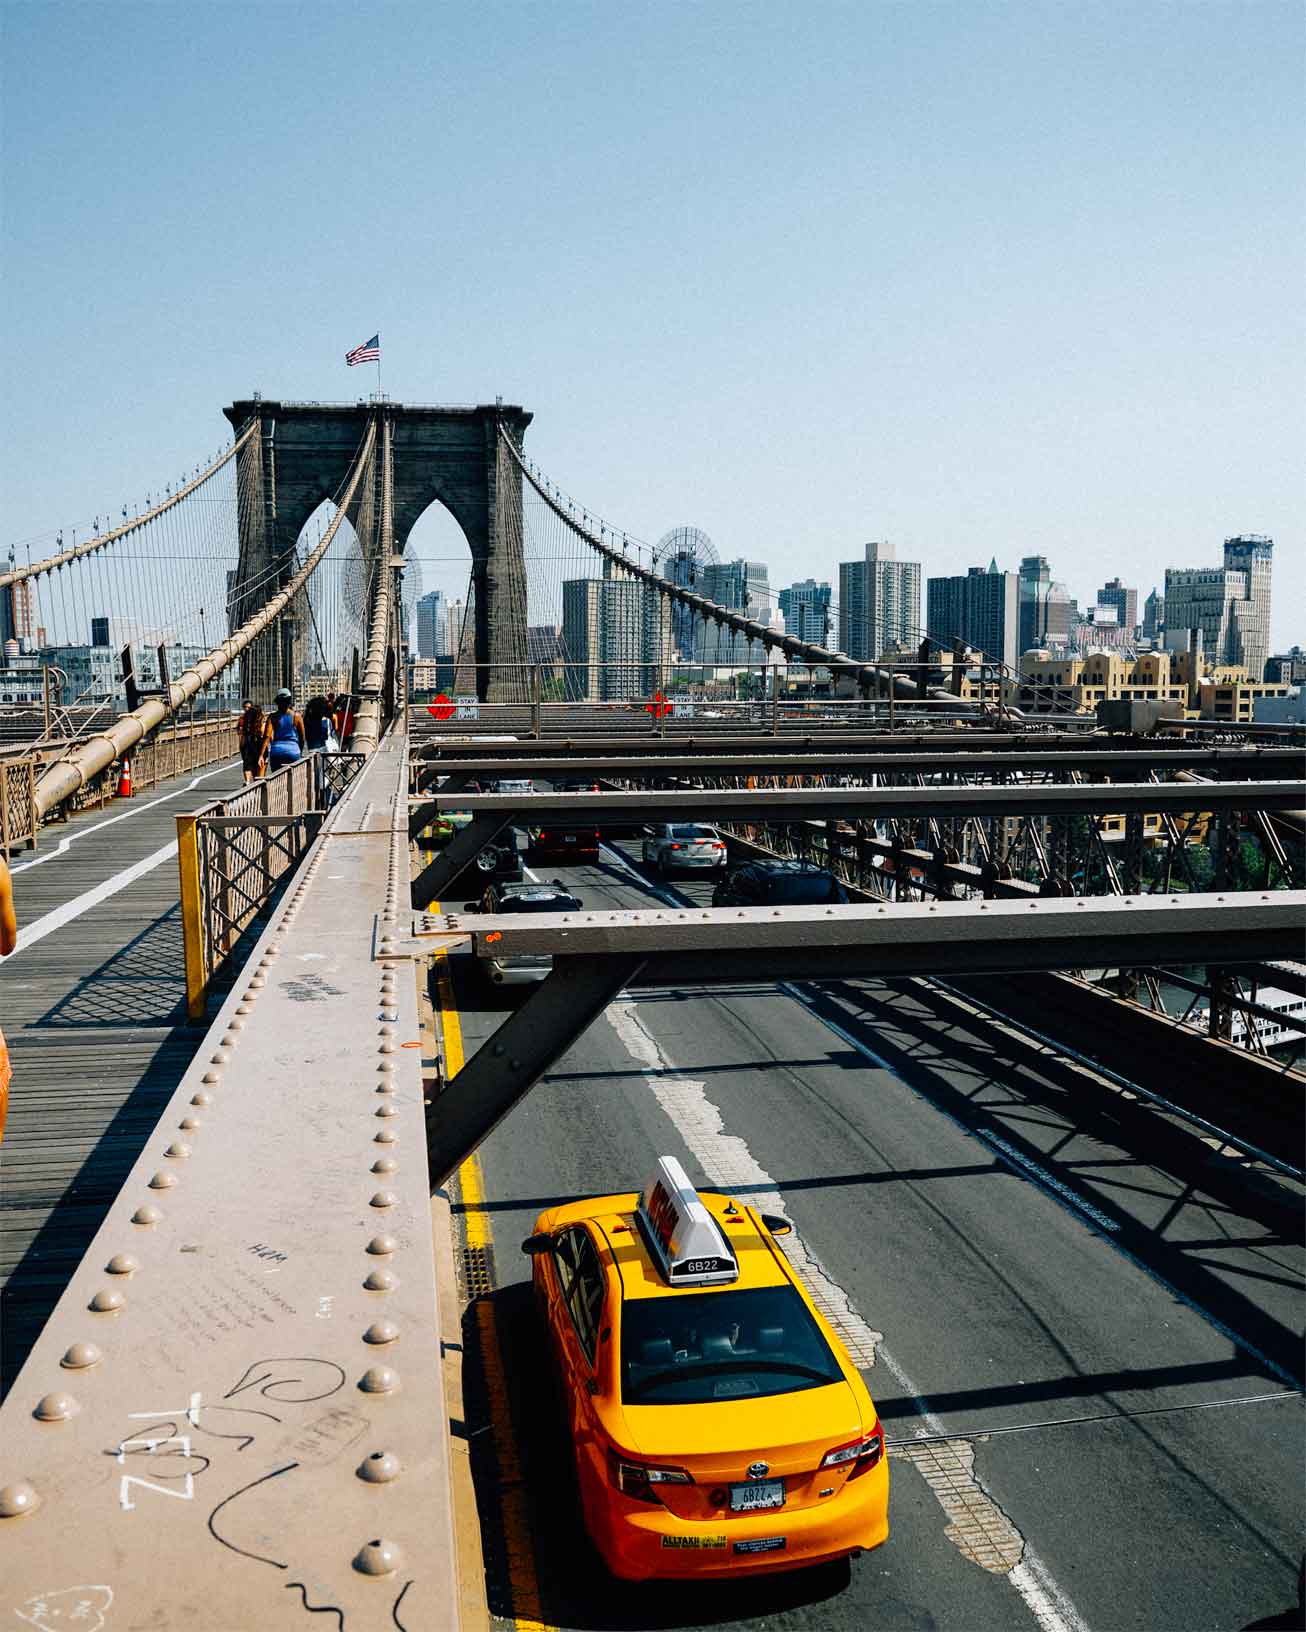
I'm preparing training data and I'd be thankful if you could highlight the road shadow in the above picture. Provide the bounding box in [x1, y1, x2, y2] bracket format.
[463, 1281, 862, 1631]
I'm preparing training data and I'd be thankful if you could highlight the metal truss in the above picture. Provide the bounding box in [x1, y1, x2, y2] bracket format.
[418, 890, 1303, 1179]
[408, 780, 1304, 907]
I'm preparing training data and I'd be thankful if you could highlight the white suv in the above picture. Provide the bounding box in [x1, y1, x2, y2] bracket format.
[641, 823, 728, 875]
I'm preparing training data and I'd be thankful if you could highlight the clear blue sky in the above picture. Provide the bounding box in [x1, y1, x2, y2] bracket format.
[2, 1, 1301, 646]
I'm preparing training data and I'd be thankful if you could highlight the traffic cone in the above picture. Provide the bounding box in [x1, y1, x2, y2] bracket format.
[117, 758, 133, 798]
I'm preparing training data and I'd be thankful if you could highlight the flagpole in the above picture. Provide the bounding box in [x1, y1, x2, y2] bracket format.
[376, 339, 382, 400]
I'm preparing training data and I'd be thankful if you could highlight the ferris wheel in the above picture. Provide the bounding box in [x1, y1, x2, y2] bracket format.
[653, 527, 718, 658]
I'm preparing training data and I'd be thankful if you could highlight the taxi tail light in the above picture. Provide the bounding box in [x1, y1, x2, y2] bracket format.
[607, 1450, 693, 1504]
[820, 1426, 883, 1479]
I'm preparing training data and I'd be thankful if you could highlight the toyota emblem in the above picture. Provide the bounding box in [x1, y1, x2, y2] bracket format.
[746, 1461, 770, 1479]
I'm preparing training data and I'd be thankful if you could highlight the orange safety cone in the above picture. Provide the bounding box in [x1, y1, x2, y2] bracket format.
[116, 758, 134, 798]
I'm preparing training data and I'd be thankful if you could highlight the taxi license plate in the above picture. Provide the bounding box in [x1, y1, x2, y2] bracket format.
[729, 1479, 784, 1512]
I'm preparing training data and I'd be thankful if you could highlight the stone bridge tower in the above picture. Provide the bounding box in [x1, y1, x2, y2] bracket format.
[223, 399, 532, 702]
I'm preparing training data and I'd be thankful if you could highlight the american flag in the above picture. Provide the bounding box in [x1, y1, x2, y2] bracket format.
[345, 334, 380, 366]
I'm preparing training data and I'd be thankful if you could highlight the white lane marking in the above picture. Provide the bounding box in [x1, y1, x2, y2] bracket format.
[598, 842, 679, 905]
[605, 994, 1087, 1632]
[10, 840, 179, 959]
[10, 760, 240, 875]
[522, 863, 540, 882]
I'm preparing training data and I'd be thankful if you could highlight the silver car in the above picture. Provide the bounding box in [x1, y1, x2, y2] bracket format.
[473, 881, 581, 984]
[641, 823, 728, 875]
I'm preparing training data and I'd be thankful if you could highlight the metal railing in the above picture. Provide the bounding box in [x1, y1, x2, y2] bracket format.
[176, 752, 365, 1018]
[0, 716, 240, 851]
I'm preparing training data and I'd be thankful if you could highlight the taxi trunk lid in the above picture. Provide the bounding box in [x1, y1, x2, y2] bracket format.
[619, 1384, 863, 1518]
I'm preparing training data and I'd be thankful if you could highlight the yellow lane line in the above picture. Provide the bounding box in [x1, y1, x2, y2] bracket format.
[431, 906, 554, 1632]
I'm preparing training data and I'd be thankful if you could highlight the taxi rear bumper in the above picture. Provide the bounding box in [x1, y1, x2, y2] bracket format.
[586, 1461, 888, 1581]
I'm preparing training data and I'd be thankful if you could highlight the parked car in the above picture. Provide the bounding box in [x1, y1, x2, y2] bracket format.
[529, 824, 600, 862]
[642, 823, 728, 875]
[472, 833, 522, 882]
[712, 860, 849, 907]
[470, 881, 582, 984]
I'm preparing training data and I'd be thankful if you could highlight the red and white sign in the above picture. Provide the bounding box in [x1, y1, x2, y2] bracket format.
[427, 692, 456, 722]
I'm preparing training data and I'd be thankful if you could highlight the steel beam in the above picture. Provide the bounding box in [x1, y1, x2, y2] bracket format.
[425, 781, 1304, 826]
[410, 746, 1303, 783]
[409, 813, 511, 906]
[419, 892, 1302, 1174]
[426, 953, 645, 1183]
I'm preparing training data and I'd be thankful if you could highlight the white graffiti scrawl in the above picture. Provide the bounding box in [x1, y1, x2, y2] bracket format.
[13, 1585, 114, 1630]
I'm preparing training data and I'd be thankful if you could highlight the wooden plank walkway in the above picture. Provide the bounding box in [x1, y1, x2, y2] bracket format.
[1, 758, 246, 1395]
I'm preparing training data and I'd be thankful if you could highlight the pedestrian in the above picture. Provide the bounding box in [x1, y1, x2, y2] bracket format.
[302, 693, 331, 752]
[263, 688, 305, 772]
[237, 699, 266, 783]
[0, 854, 16, 1142]
[334, 692, 355, 745]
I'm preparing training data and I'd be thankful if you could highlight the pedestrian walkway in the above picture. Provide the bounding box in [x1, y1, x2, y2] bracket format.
[1, 757, 243, 1394]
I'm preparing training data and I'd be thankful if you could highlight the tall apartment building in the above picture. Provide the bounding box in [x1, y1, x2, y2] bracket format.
[838, 541, 920, 661]
[562, 564, 670, 701]
[415, 590, 446, 659]
[699, 559, 770, 668]
[926, 561, 1019, 671]
[1164, 536, 1273, 679]
[1097, 577, 1138, 638]
[1, 577, 34, 650]
[778, 579, 831, 645]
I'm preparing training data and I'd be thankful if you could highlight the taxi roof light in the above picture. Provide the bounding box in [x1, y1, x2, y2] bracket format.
[635, 1155, 739, 1288]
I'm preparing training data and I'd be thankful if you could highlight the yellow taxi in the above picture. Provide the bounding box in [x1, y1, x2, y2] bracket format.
[523, 1156, 889, 1580]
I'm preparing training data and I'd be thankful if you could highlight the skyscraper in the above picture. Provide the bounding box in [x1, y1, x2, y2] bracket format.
[562, 563, 669, 700]
[1141, 587, 1164, 642]
[415, 589, 446, 659]
[926, 561, 1019, 670]
[837, 542, 920, 660]
[699, 559, 770, 668]
[1017, 556, 1077, 654]
[1164, 536, 1273, 678]
[1097, 578, 1138, 637]
[778, 579, 831, 645]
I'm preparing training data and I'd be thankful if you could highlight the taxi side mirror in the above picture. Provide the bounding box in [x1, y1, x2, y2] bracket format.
[521, 1233, 553, 1256]
[760, 1213, 793, 1236]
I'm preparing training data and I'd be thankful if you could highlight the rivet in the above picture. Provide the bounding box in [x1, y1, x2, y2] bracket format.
[376, 1084, 397, 1097]
[353, 1536, 404, 1575]
[375, 1104, 398, 1119]
[380, 1011, 398, 1022]
[236, 1004, 253, 1016]
[249, 975, 265, 989]
[131, 1204, 164, 1226]
[210, 1051, 230, 1064]
[61, 1341, 103, 1370]
[366, 1235, 398, 1255]
[378, 1043, 396, 1055]
[371, 1157, 398, 1174]
[259, 955, 276, 969]
[202, 1070, 222, 1085]
[226, 1018, 244, 1032]
[363, 1321, 400, 1346]
[363, 1267, 398, 1292]
[191, 1091, 214, 1107]
[34, 1393, 79, 1423]
[379, 1024, 396, 1036]
[0, 1481, 39, 1518]
[373, 1130, 398, 1145]
[357, 1451, 402, 1484]
[179, 1116, 201, 1131]
[164, 1141, 191, 1160]
[358, 1366, 399, 1395]
[370, 1191, 399, 1209]
[106, 1253, 139, 1276]
[89, 1289, 126, 1314]
[148, 1171, 177, 1189]
[377, 1061, 396, 1075]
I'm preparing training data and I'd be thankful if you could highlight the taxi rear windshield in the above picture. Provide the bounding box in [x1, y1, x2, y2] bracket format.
[499, 894, 581, 913]
[620, 1286, 843, 1405]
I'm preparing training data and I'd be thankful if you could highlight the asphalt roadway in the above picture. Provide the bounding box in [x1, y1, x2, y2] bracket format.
[434, 826, 1305, 1632]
